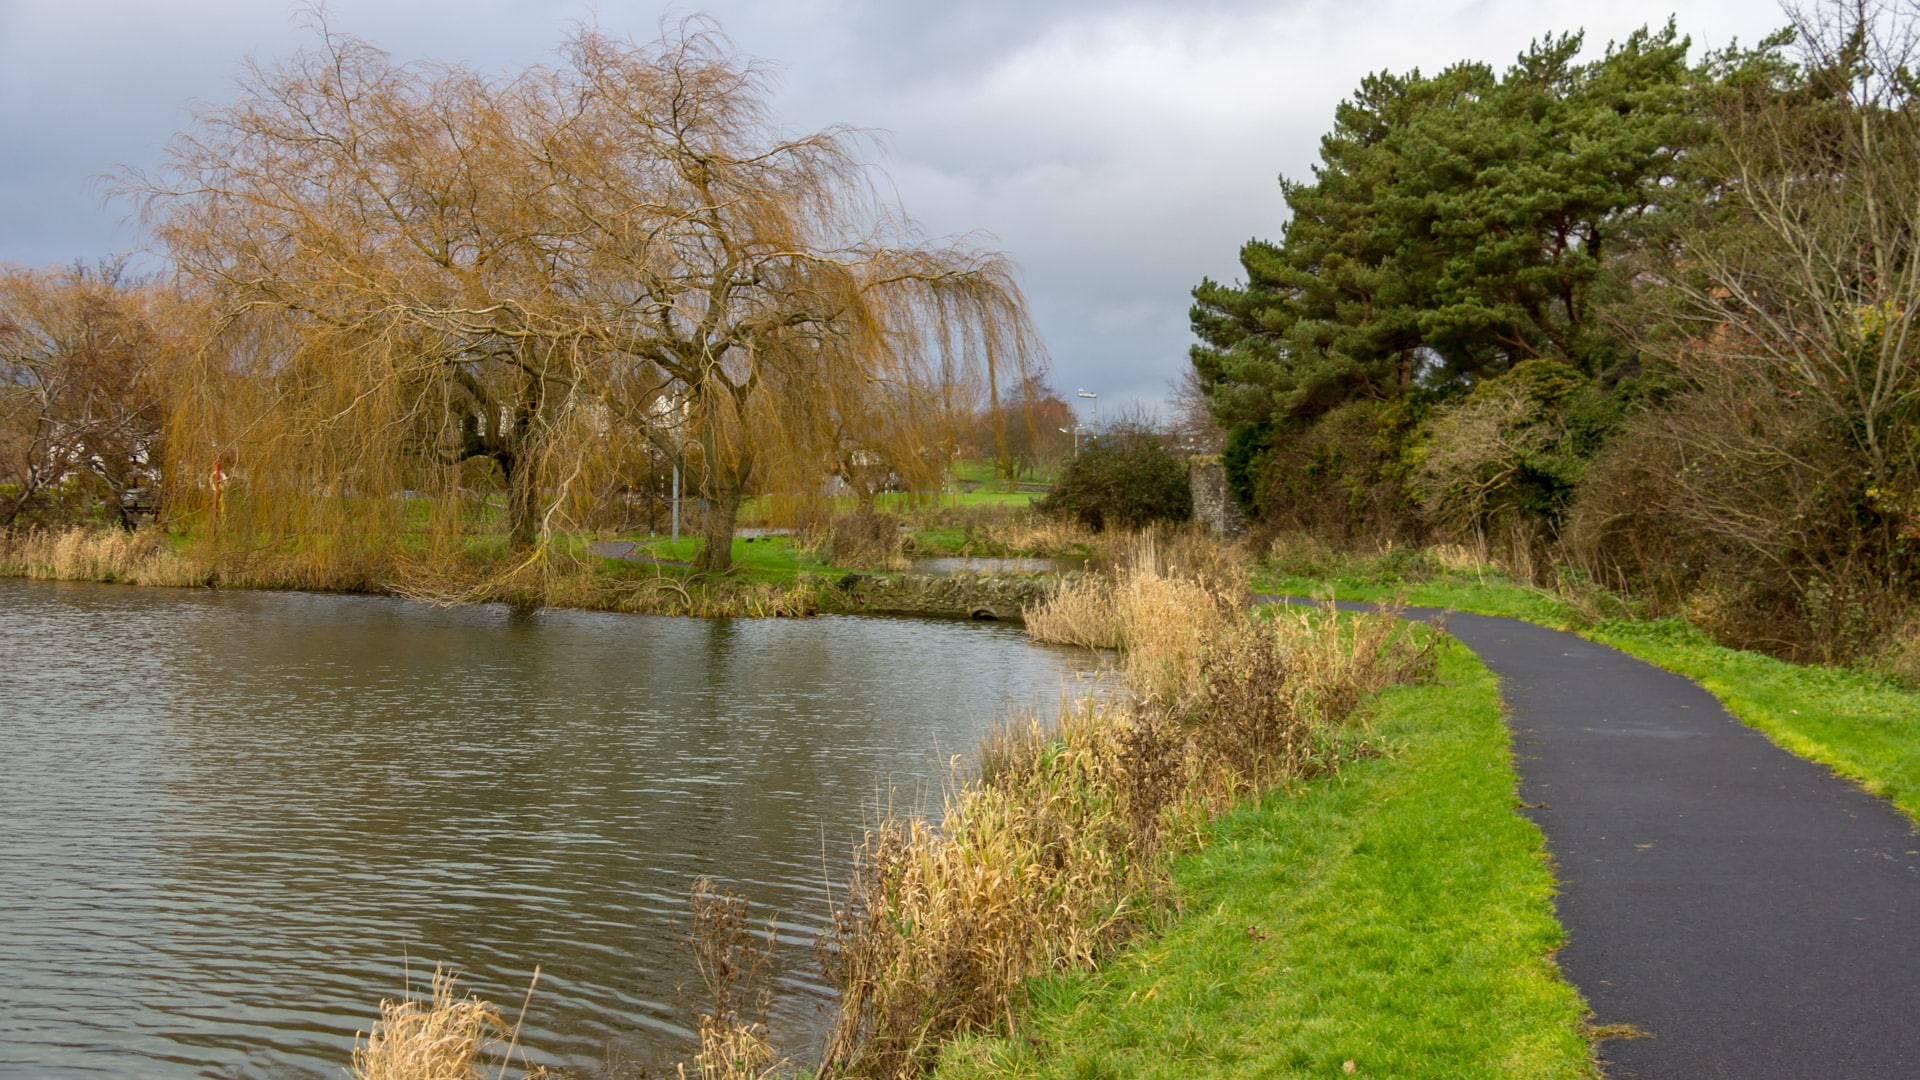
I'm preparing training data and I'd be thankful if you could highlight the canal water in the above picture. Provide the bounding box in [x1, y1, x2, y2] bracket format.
[0, 578, 1101, 1078]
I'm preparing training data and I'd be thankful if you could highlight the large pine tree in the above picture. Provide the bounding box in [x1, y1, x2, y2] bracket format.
[1190, 24, 1697, 429]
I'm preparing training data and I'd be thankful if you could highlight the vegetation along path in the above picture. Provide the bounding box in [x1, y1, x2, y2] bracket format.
[1282, 600, 1920, 1078]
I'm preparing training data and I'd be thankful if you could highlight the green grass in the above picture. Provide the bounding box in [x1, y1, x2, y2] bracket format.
[951, 457, 1061, 490]
[931, 640, 1597, 1080]
[1252, 561, 1920, 824]
[606, 534, 843, 582]
[878, 488, 1044, 511]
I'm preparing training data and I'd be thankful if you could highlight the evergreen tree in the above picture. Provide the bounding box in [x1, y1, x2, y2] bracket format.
[1190, 24, 1698, 429]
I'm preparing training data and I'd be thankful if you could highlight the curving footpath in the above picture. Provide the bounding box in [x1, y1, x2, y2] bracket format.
[1285, 600, 1920, 1078]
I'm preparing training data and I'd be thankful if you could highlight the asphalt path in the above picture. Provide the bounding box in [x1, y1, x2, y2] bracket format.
[1274, 599, 1920, 1078]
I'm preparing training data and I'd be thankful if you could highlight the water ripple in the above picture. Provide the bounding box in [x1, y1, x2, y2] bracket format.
[0, 579, 1102, 1077]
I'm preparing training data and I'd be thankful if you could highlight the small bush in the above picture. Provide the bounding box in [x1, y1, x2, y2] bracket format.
[1040, 426, 1191, 532]
[1257, 399, 1426, 545]
[807, 506, 909, 570]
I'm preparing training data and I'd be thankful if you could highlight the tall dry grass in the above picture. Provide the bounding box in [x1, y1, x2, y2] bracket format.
[1026, 528, 1248, 703]
[797, 506, 912, 571]
[0, 527, 209, 586]
[819, 533, 1433, 1078]
[915, 504, 1099, 558]
[351, 966, 546, 1080]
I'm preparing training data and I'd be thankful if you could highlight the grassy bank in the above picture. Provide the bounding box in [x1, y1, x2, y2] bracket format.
[1254, 543, 1920, 824]
[0, 526, 832, 617]
[342, 539, 1469, 1079]
[931, 640, 1596, 1079]
[2, 498, 1100, 619]
[812, 545, 1442, 1078]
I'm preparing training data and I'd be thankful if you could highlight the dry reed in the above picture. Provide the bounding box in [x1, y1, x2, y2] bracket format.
[351, 966, 545, 1080]
[0, 526, 209, 586]
[1026, 529, 1247, 703]
[797, 507, 911, 571]
[819, 532, 1433, 1078]
[917, 505, 1099, 559]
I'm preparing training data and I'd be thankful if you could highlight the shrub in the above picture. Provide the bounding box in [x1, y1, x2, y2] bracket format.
[1254, 398, 1426, 546]
[1564, 359, 1919, 661]
[1040, 426, 1190, 532]
[1407, 360, 1617, 550]
[806, 505, 909, 570]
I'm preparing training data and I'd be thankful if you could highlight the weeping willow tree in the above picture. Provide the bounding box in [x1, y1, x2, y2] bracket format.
[131, 18, 1043, 576]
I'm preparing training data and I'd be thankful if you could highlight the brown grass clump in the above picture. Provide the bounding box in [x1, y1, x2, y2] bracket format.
[820, 534, 1434, 1078]
[351, 966, 545, 1080]
[1020, 574, 1120, 649]
[0, 526, 209, 586]
[818, 697, 1154, 1080]
[796, 506, 911, 571]
[916, 504, 1098, 558]
[983, 513, 1096, 558]
[1026, 530, 1247, 702]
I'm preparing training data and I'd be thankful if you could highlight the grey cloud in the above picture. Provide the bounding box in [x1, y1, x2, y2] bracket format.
[0, 0, 1787, 417]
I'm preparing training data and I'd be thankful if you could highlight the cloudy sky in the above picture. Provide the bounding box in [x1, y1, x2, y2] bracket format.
[0, 0, 1784, 420]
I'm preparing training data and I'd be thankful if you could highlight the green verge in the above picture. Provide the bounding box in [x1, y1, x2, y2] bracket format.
[1254, 568, 1920, 824]
[607, 534, 837, 582]
[930, 639, 1597, 1080]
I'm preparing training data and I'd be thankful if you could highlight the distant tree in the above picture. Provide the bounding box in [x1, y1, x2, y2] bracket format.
[0, 262, 165, 529]
[970, 375, 1074, 487]
[1041, 423, 1191, 531]
[1166, 367, 1225, 455]
[132, 19, 1042, 573]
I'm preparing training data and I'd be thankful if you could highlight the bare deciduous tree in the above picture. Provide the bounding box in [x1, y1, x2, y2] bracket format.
[131, 17, 1043, 574]
[1646, 0, 1920, 500]
[0, 262, 164, 529]
[1574, 0, 1920, 650]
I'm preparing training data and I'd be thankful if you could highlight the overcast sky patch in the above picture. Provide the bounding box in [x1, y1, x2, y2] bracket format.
[0, 0, 1785, 417]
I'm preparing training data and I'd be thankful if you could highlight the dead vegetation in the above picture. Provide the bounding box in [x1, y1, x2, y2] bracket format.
[351, 966, 545, 1080]
[680, 879, 789, 1080]
[0, 526, 206, 586]
[816, 531, 1434, 1077]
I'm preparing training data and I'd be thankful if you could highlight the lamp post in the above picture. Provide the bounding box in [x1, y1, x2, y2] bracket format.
[1076, 388, 1098, 434]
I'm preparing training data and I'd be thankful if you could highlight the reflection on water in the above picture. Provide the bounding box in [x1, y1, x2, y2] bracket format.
[0, 578, 1100, 1078]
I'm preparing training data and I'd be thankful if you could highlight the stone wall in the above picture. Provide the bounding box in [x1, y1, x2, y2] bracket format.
[826, 571, 1059, 622]
[1189, 458, 1248, 539]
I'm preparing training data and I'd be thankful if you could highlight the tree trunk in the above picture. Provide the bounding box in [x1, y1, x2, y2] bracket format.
[697, 484, 741, 573]
[505, 452, 540, 553]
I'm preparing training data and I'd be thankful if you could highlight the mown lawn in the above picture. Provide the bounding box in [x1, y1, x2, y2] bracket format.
[605, 534, 838, 582]
[931, 639, 1597, 1080]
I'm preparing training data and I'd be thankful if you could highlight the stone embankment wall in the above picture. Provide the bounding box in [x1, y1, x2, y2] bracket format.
[827, 572, 1058, 622]
[1189, 457, 1247, 540]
